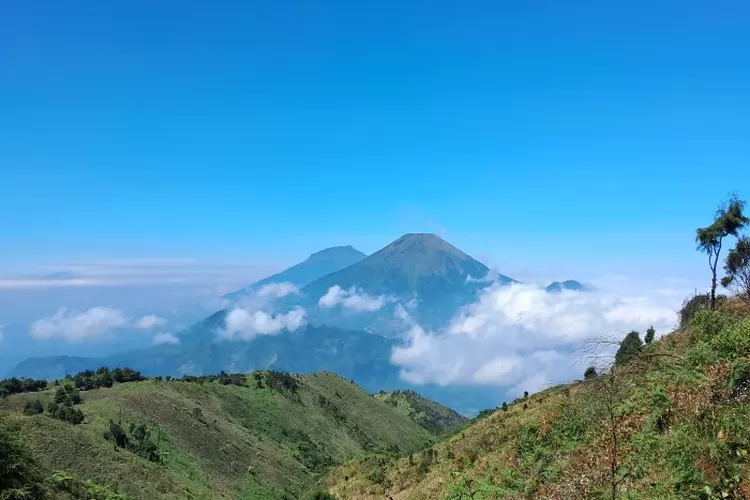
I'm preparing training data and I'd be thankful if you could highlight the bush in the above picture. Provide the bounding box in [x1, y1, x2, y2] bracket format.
[710, 318, 750, 360]
[23, 399, 44, 416]
[729, 361, 750, 398]
[615, 331, 643, 365]
[584, 366, 598, 379]
[310, 491, 336, 500]
[54, 385, 81, 405]
[47, 402, 84, 425]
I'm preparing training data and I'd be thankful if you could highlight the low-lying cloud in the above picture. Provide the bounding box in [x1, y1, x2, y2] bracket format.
[152, 332, 180, 345]
[220, 307, 306, 341]
[391, 282, 680, 396]
[134, 314, 168, 330]
[29, 307, 169, 342]
[219, 281, 306, 341]
[319, 285, 388, 312]
[30, 307, 130, 342]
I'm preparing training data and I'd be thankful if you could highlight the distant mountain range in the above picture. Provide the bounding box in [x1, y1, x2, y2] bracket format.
[8, 233, 584, 415]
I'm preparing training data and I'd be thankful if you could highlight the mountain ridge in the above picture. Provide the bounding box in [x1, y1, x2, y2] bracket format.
[223, 245, 366, 301]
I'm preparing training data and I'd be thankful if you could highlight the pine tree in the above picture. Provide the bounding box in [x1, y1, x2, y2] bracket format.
[644, 326, 655, 344]
[615, 331, 643, 365]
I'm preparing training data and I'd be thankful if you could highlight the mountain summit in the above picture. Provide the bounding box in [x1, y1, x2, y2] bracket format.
[301, 233, 515, 329]
[303, 233, 500, 298]
[224, 245, 366, 300]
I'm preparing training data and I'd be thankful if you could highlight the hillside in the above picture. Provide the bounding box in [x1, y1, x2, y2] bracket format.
[319, 302, 750, 499]
[223, 245, 367, 301]
[374, 390, 469, 435]
[0, 370, 434, 500]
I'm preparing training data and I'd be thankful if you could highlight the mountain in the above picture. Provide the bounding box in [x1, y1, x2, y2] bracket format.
[0, 371, 434, 499]
[223, 245, 367, 301]
[374, 389, 469, 435]
[8, 234, 516, 414]
[545, 279, 584, 292]
[300, 233, 516, 331]
[8, 321, 504, 416]
[318, 304, 750, 499]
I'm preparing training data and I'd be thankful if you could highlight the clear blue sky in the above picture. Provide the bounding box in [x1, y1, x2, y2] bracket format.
[2, 0, 749, 275]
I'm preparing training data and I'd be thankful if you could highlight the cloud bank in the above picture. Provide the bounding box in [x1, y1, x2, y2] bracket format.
[152, 332, 180, 345]
[29, 307, 169, 342]
[30, 307, 130, 342]
[391, 282, 679, 396]
[134, 314, 168, 330]
[219, 281, 306, 341]
[319, 285, 388, 312]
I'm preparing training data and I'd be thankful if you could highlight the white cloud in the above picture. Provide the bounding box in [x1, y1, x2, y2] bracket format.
[319, 285, 387, 312]
[390, 282, 680, 396]
[255, 282, 299, 299]
[134, 314, 168, 330]
[30, 307, 129, 342]
[220, 306, 306, 341]
[152, 332, 180, 345]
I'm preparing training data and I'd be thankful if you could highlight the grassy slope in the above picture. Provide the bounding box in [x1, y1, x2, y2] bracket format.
[321, 303, 750, 499]
[0, 371, 433, 500]
[374, 390, 468, 435]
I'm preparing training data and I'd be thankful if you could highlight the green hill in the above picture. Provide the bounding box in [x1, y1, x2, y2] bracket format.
[318, 301, 750, 499]
[0, 370, 434, 500]
[374, 390, 468, 435]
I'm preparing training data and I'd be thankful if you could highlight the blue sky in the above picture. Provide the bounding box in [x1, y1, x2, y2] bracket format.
[1, 1, 749, 347]
[2, 0, 749, 273]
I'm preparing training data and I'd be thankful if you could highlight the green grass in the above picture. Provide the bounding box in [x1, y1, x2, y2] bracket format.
[0, 371, 433, 499]
[320, 302, 750, 499]
[374, 389, 469, 435]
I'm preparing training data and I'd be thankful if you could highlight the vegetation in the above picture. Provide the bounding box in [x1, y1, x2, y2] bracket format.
[723, 235, 750, 307]
[0, 370, 432, 499]
[695, 194, 748, 310]
[0, 376, 48, 399]
[315, 195, 750, 499]
[614, 330, 643, 365]
[645, 325, 656, 344]
[374, 390, 468, 435]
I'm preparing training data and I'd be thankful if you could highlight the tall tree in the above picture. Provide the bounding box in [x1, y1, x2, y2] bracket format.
[696, 195, 749, 310]
[722, 236, 750, 307]
[615, 331, 643, 366]
[644, 326, 655, 344]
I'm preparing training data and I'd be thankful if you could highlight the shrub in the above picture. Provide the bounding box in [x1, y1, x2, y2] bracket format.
[615, 331, 643, 365]
[23, 399, 44, 416]
[47, 402, 84, 425]
[710, 318, 750, 360]
[645, 326, 656, 344]
[584, 366, 598, 379]
[502, 402, 508, 411]
[729, 361, 750, 398]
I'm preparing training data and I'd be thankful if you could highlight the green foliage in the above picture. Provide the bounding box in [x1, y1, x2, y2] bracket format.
[501, 401, 508, 411]
[615, 330, 643, 365]
[0, 377, 47, 398]
[54, 385, 81, 405]
[309, 492, 336, 500]
[374, 389, 467, 435]
[22, 399, 44, 416]
[47, 401, 84, 425]
[696, 195, 749, 309]
[722, 236, 750, 305]
[645, 325, 656, 344]
[729, 361, 750, 398]
[523, 390, 528, 398]
[584, 366, 598, 379]
[103, 420, 160, 463]
[0, 417, 48, 500]
[111, 368, 145, 384]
